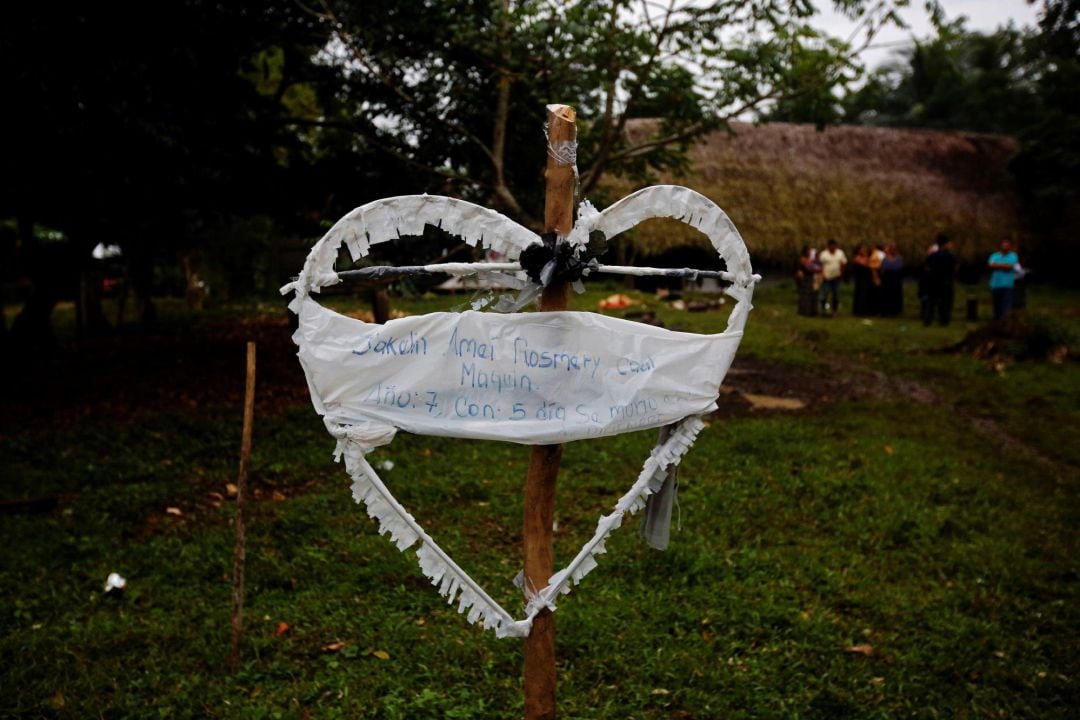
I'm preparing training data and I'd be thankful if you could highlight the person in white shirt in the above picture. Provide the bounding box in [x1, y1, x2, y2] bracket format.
[818, 239, 847, 316]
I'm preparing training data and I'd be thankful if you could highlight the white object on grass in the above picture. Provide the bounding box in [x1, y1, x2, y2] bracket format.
[104, 572, 126, 593]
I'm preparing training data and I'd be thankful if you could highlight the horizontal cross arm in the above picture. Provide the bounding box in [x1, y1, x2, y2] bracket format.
[329, 262, 760, 284]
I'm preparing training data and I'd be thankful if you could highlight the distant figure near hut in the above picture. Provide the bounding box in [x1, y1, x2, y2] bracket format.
[869, 244, 885, 315]
[923, 236, 957, 326]
[851, 243, 875, 317]
[818, 239, 846, 317]
[988, 239, 1020, 321]
[919, 234, 943, 321]
[795, 245, 821, 316]
[880, 244, 904, 317]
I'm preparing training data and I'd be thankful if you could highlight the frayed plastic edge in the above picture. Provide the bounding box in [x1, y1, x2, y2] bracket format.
[531, 415, 706, 609]
[326, 414, 705, 639]
[334, 436, 526, 638]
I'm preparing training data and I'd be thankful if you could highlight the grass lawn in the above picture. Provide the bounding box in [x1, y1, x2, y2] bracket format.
[1, 278, 1077, 718]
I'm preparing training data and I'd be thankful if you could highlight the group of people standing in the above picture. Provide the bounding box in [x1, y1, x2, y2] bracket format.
[795, 239, 904, 318]
[794, 235, 1023, 323]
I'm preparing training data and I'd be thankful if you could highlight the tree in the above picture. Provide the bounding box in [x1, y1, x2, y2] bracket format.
[1, 0, 916, 348]
[842, 21, 1043, 133]
[307, 0, 909, 227]
[0, 1, 380, 347]
[1009, 0, 1080, 274]
[839, 1, 1080, 275]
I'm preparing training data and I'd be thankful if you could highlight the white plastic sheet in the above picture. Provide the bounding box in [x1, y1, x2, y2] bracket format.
[296, 298, 742, 448]
[283, 186, 758, 637]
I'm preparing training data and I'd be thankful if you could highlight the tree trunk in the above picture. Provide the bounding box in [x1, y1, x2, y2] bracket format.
[371, 288, 391, 324]
[127, 243, 157, 329]
[76, 250, 110, 339]
[10, 214, 59, 354]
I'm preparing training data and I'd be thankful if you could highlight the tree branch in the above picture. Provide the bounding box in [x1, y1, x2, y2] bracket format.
[314, 0, 496, 164]
[600, 88, 781, 168]
[284, 116, 484, 189]
[580, 0, 679, 196]
[488, 0, 538, 228]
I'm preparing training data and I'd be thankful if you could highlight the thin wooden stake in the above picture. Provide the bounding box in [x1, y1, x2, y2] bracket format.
[523, 104, 576, 720]
[229, 341, 256, 672]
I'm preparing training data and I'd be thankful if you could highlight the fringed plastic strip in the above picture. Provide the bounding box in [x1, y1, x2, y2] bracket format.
[333, 433, 529, 638]
[537, 416, 705, 604]
[279, 187, 759, 319]
[330, 414, 705, 638]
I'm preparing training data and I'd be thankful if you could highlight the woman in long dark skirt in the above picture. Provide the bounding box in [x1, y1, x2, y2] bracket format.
[851, 243, 874, 316]
[795, 245, 821, 316]
[880, 243, 904, 316]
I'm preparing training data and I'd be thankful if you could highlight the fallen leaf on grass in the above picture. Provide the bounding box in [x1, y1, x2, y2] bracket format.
[871, 677, 885, 686]
[226, 483, 238, 497]
[372, 650, 390, 660]
[321, 641, 346, 652]
[274, 622, 290, 637]
[884, 445, 895, 455]
[165, 507, 183, 516]
[650, 688, 670, 695]
[846, 644, 874, 656]
[271, 490, 286, 502]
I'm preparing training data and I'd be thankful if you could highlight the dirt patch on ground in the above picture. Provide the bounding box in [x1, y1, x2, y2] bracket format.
[1, 311, 309, 435]
[710, 356, 886, 418]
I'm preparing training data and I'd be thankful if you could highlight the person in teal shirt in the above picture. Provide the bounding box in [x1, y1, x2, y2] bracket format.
[988, 239, 1019, 321]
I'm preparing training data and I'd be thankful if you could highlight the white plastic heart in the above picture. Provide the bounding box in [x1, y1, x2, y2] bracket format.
[282, 185, 756, 638]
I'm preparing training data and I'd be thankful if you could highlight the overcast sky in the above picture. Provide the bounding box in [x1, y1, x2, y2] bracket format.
[814, 0, 1043, 69]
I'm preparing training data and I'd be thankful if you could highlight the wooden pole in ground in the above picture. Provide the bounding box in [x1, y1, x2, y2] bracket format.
[523, 104, 575, 720]
[229, 341, 257, 672]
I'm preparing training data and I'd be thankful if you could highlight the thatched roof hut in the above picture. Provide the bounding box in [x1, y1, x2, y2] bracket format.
[606, 121, 1028, 266]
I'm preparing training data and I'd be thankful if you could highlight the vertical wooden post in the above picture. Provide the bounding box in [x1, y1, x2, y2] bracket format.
[229, 341, 257, 672]
[523, 104, 575, 720]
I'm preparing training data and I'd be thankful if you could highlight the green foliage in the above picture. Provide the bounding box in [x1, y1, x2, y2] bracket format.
[763, 29, 861, 128]
[840, 1, 1080, 277]
[1010, 1, 1080, 274]
[318, 0, 908, 218]
[843, 23, 1041, 133]
[0, 0, 395, 333]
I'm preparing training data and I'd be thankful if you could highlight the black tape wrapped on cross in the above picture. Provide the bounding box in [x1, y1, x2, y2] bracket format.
[518, 231, 608, 287]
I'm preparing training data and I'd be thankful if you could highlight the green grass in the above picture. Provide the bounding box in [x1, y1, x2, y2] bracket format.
[1, 280, 1078, 718]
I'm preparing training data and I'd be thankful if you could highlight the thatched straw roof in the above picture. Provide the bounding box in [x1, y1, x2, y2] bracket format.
[605, 120, 1027, 265]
